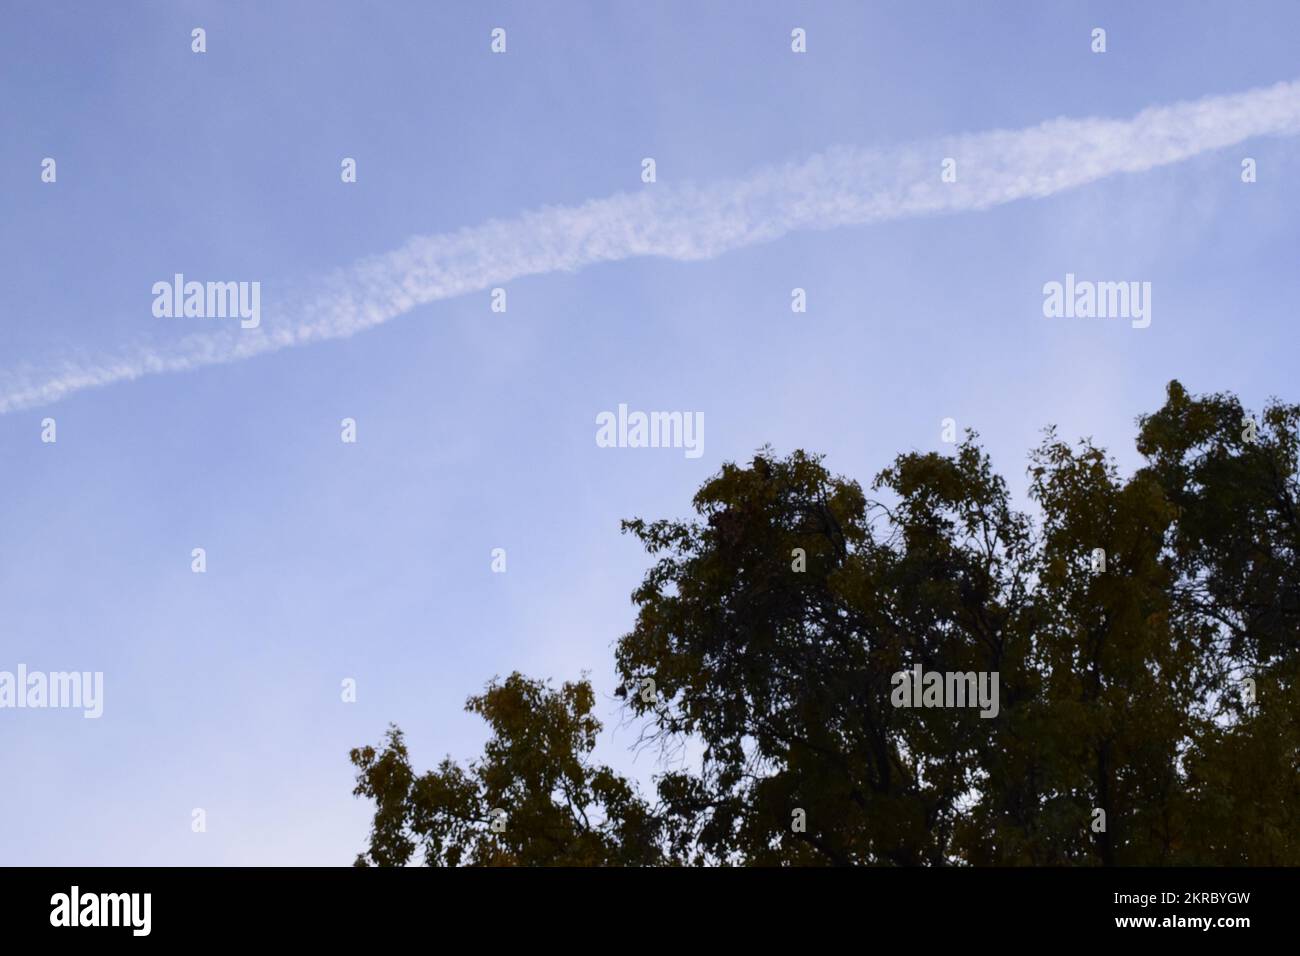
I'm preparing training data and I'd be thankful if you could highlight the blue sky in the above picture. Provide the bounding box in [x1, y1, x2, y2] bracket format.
[1, 1, 1298, 864]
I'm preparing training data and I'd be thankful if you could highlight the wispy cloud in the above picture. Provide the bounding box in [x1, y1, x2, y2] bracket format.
[5, 78, 1300, 414]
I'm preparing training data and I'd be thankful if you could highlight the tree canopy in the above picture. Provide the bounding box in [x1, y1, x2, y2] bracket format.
[351, 381, 1299, 865]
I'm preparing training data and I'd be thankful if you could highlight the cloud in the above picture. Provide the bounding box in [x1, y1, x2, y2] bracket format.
[4, 77, 1300, 414]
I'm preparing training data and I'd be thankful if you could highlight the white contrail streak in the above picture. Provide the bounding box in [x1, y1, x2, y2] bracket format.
[4, 78, 1300, 413]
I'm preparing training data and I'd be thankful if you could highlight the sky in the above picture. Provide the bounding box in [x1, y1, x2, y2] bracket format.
[1, 1, 1298, 865]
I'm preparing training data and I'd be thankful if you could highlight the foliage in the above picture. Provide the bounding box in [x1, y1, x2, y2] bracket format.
[352, 381, 1299, 865]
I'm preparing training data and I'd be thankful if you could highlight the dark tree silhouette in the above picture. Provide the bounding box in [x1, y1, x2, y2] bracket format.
[352, 381, 1299, 865]
[350, 675, 663, 866]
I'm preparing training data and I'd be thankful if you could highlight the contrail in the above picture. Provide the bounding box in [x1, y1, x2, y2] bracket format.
[5, 77, 1300, 414]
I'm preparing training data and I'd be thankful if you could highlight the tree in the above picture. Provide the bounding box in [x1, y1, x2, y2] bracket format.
[350, 674, 663, 866]
[1134, 382, 1300, 863]
[352, 381, 1300, 865]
